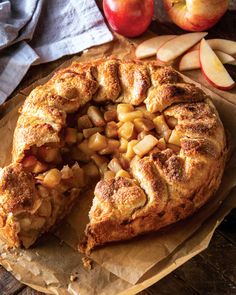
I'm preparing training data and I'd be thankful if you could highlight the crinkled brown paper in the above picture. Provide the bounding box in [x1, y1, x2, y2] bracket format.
[0, 34, 235, 294]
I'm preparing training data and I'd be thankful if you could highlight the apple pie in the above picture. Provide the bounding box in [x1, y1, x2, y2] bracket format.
[0, 59, 227, 252]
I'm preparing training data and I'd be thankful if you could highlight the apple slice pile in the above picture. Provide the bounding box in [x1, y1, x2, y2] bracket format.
[200, 39, 235, 90]
[179, 50, 235, 71]
[135, 33, 236, 90]
[135, 35, 176, 59]
[156, 32, 208, 62]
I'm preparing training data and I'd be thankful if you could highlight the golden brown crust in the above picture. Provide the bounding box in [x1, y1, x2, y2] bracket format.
[12, 60, 209, 162]
[0, 164, 41, 214]
[0, 58, 227, 251]
[0, 163, 80, 247]
[145, 82, 207, 113]
[92, 60, 121, 102]
[80, 94, 226, 253]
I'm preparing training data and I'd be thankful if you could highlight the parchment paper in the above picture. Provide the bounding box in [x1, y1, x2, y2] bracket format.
[0, 34, 235, 294]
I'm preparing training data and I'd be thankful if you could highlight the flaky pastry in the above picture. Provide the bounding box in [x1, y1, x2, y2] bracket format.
[0, 59, 227, 252]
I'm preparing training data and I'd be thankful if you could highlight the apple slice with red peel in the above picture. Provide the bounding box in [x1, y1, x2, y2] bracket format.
[200, 38, 235, 90]
[179, 50, 235, 71]
[190, 39, 236, 55]
[135, 35, 176, 59]
[156, 32, 208, 63]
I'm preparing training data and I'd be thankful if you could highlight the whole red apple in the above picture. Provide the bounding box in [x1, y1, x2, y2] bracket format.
[163, 0, 228, 31]
[103, 0, 154, 38]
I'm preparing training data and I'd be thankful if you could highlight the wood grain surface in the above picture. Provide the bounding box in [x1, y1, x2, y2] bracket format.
[1, 1, 236, 295]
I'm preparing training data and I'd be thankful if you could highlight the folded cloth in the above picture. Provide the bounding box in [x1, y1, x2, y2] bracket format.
[0, 42, 39, 101]
[0, 0, 113, 104]
[0, 0, 43, 50]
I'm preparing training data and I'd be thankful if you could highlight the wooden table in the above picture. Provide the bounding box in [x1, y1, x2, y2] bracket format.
[1, 3, 236, 295]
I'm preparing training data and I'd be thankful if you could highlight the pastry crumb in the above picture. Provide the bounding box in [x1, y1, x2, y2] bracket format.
[82, 257, 93, 270]
[70, 272, 79, 282]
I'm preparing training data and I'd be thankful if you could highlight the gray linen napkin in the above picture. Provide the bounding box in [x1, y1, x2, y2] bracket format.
[0, 0, 113, 104]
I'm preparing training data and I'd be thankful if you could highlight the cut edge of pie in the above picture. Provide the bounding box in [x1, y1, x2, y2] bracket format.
[0, 58, 227, 252]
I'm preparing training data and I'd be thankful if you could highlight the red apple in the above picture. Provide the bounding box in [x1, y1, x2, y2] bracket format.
[163, 0, 228, 32]
[103, 0, 154, 38]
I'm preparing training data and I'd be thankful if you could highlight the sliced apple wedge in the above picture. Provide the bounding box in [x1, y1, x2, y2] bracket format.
[135, 35, 176, 59]
[200, 38, 235, 90]
[190, 43, 200, 51]
[216, 51, 236, 64]
[179, 50, 235, 71]
[156, 32, 208, 63]
[179, 50, 200, 71]
[190, 39, 236, 55]
[228, 60, 236, 66]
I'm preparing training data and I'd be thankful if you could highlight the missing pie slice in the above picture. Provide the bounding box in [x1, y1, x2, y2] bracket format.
[0, 59, 227, 252]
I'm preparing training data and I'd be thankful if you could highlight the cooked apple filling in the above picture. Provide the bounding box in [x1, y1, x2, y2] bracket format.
[20, 102, 180, 187]
[13, 102, 181, 246]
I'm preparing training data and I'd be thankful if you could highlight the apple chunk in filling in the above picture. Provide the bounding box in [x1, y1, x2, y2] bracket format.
[21, 102, 182, 191]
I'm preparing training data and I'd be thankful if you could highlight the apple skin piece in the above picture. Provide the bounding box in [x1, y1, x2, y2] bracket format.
[200, 38, 235, 90]
[163, 0, 228, 32]
[135, 35, 176, 59]
[190, 39, 236, 56]
[156, 32, 207, 63]
[179, 50, 235, 71]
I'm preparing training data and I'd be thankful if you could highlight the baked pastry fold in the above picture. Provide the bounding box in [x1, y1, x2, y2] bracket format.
[80, 100, 226, 253]
[0, 59, 226, 251]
